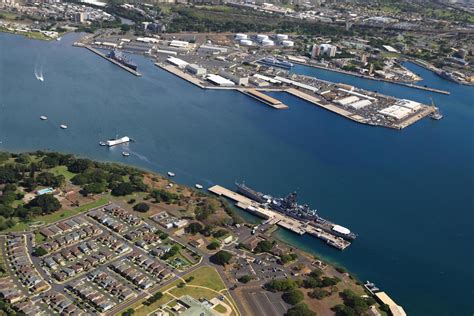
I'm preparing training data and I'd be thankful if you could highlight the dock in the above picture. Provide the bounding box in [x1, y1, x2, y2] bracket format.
[291, 60, 450, 95]
[286, 88, 367, 124]
[209, 185, 350, 250]
[84, 46, 142, 77]
[156, 63, 206, 89]
[239, 89, 288, 109]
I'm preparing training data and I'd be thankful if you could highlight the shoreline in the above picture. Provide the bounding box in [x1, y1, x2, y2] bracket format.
[155, 62, 436, 130]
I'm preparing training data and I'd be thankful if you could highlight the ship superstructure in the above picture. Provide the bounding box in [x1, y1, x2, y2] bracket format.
[257, 57, 294, 69]
[107, 50, 138, 71]
[236, 182, 357, 241]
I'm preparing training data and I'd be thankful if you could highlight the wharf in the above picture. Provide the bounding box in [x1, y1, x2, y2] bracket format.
[291, 60, 450, 95]
[238, 89, 288, 109]
[286, 88, 367, 124]
[156, 63, 206, 89]
[208, 185, 350, 250]
[396, 106, 436, 129]
[84, 46, 142, 77]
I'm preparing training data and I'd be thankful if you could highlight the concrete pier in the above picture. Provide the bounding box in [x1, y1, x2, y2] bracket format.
[286, 88, 367, 124]
[291, 60, 451, 95]
[85, 46, 142, 77]
[208, 185, 350, 250]
[239, 89, 289, 109]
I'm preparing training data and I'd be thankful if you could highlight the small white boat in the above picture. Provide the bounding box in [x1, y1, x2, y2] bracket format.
[195, 184, 203, 189]
[40, 116, 48, 120]
[99, 141, 106, 146]
[60, 124, 68, 129]
[167, 172, 175, 177]
[122, 151, 130, 157]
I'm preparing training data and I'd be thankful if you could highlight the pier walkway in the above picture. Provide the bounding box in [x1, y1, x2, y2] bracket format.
[239, 89, 288, 109]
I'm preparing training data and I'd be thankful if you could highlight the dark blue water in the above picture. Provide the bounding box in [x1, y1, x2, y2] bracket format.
[1, 33, 473, 315]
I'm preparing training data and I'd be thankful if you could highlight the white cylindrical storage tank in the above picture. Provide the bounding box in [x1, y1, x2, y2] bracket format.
[281, 40, 294, 47]
[276, 34, 288, 40]
[256, 34, 269, 42]
[235, 33, 247, 40]
[240, 39, 253, 46]
[261, 39, 274, 46]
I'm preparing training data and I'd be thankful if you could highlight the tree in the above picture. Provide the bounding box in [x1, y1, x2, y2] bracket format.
[308, 288, 330, 300]
[264, 279, 297, 292]
[133, 202, 150, 212]
[212, 229, 228, 238]
[67, 159, 93, 173]
[210, 250, 233, 266]
[254, 240, 273, 253]
[122, 308, 135, 316]
[36, 172, 64, 187]
[321, 276, 340, 287]
[207, 240, 220, 250]
[238, 275, 252, 283]
[111, 182, 135, 196]
[279, 253, 298, 265]
[28, 194, 60, 214]
[120, 24, 131, 32]
[282, 289, 304, 305]
[33, 246, 48, 257]
[185, 222, 204, 234]
[83, 182, 107, 194]
[303, 277, 321, 289]
[285, 303, 316, 316]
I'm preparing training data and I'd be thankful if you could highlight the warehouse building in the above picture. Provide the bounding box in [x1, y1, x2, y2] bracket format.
[167, 57, 188, 69]
[205, 74, 235, 87]
[378, 105, 412, 120]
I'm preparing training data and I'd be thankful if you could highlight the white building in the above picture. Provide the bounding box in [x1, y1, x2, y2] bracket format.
[167, 57, 188, 69]
[312, 43, 337, 58]
[186, 64, 207, 76]
[169, 40, 189, 48]
[205, 74, 235, 87]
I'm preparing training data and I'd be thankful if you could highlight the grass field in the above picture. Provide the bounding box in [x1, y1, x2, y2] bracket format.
[184, 266, 226, 291]
[50, 165, 76, 181]
[214, 303, 227, 313]
[1, 196, 108, 233]
[169, 285, 218, 301]
[132, 293, 174, 316]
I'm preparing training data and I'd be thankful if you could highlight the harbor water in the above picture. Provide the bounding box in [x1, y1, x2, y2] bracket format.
[0, 32, 473, 315]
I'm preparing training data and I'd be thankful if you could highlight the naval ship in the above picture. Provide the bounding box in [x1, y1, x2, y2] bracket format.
[107, 50, 138, 71]
[236, 182, 357, 241]
[257, 57, 294, 69]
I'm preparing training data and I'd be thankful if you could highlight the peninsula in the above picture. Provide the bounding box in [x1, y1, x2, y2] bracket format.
[0, 151, 403, 316]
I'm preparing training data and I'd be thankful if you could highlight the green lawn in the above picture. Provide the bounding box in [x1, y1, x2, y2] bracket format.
[169, 286, 218, 301]
[132, 293, 174, 316]
[214, 303, 227, 313]
[49, 165, 76, 181]
[1, 196, 108, 233]
[184, 266, 226, 291]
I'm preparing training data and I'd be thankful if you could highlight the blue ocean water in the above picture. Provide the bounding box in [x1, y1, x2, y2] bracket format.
[0, 32, 473, 315]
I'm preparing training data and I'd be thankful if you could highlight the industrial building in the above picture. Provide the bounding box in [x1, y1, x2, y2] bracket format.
[167, 57, 188, 69]
[205, 74, 235, 86]
[169, 40, 189, 48]
[186, 64, 207, 76]
[378, 105, 412, 120]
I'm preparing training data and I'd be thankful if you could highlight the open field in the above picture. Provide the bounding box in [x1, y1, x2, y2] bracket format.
[1, 196, 108, 233]
[50, 165, 76, 181]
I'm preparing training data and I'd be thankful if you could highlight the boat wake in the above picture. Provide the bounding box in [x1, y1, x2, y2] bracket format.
[34, 60, 45, 82]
